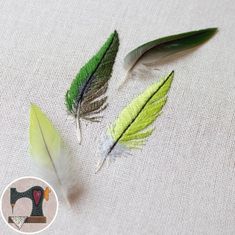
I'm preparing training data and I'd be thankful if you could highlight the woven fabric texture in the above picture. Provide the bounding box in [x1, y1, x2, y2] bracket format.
[0, 0, 235, 234]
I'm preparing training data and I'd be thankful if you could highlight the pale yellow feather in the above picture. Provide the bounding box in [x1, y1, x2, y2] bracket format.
[30, 104, 61, 167]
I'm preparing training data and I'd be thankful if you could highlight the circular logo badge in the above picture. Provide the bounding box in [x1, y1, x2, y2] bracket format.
[0, 176, 58, 234]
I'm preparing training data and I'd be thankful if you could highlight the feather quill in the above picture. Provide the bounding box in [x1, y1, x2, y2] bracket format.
[97, 71, 174, 172]
[65, 31, 119, 143]
[120, 28, 217, 88]
[29, 104, 78, 205]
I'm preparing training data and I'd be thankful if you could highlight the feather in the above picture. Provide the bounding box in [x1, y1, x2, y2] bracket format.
[29, 104, 79, 205]
[65, 30, 119, 143]
[120, 28, 217, 88]
[96, 71, 174, 172]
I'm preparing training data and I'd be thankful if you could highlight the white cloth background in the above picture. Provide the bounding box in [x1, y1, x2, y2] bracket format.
[0, 0, 235, 234]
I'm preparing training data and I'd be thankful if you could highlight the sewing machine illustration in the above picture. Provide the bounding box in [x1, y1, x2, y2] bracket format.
[8, 186, 51, 224]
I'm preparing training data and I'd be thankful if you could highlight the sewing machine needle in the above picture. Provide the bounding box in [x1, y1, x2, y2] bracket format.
[11, 204, 14, 214]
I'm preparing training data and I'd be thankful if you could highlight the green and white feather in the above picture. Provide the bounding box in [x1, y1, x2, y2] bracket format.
[97, 71, 174, 172]
[119, 28, 217, 88]
[65, 31, 119, 143]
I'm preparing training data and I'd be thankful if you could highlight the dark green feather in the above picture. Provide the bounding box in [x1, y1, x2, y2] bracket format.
[65, 31, 119, 118]
[124, 28, 218, 72]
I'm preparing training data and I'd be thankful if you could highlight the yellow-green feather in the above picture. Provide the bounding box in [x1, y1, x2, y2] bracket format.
[108, 71, 174, 149]
[29, 104, 61, 168]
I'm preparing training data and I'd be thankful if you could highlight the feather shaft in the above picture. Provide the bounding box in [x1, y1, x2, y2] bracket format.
[95, 157, 107, 173]
[76, 108, 82, 144]
[34, 113, 63, 186]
